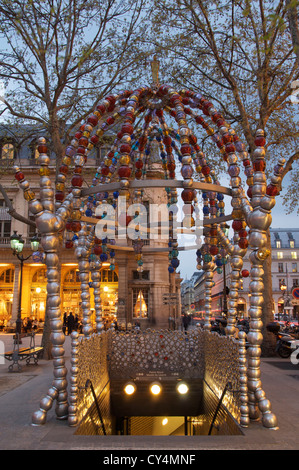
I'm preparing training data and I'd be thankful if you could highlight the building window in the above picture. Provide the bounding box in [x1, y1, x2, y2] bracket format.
[133, 270, 150, 280]
[277, 252, 283, 259]
[0, 141, 15, 160]
[292, 263, 297, 273]
[279, 279, 286, 287]
[133, 288, 149, 318]
[0, 268, 14, 283]
[0, 199, 11, 240]
[290, 240, 295, 248]
[29, 141, 40, 161]
[291, 252, 297, 260]
[278, 263, 284, 273]
[276, 240, 281, 248]
[293, 279, 299, 287]
[64, 269, 80, 283]
[100, 269, 118, 283]
[32, 269, 47, 283]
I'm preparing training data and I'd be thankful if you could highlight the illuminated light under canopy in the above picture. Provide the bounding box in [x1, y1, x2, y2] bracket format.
[176, 381, 189, 395]
[124, 382, 136, 396]
[150, 381, 162, 396]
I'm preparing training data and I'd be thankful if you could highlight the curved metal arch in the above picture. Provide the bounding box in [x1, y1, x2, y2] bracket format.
[80, 179, 232, 197]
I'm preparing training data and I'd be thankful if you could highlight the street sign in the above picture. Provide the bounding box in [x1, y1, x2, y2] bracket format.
[292, 287, 299, 299]
[291, 299, 299, 306]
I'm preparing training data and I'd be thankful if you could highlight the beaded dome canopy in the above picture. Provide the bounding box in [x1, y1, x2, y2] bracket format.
[14, 58, 283, 430]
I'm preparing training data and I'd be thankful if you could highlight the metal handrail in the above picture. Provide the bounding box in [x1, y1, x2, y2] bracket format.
[84, 379, 106, 435]
[208, 381, 232, 435]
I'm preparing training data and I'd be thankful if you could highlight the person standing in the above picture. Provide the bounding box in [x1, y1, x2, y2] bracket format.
[67, 312, 75, 335]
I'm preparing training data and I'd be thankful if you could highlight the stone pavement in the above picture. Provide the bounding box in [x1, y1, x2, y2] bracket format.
[0, 333, 299, 451]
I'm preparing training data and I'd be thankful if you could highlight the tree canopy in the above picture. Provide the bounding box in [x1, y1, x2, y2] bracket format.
[0, 0, 149, 158]
[147, 0, 299, 210]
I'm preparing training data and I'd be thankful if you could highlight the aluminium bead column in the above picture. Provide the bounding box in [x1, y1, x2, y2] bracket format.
[15, 137, 70, 425]
[75, 224, 94, 337]
[246, 130, 278, 429]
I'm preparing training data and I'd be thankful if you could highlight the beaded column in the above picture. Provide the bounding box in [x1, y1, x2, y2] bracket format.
[247, 130, 278, 429]
[14, 137, 69, 424]
[238, 330, 250, 427]
[75, 224, 93, 338]
[68, 331, 80, 426]
[91, 257, 103, 334]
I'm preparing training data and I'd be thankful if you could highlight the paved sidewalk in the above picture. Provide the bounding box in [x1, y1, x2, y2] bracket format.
[0, 333, 299, 450]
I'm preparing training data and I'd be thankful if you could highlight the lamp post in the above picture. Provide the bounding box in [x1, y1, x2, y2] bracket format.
[10, 231, 40, 335]
[280, 283, 287, 321]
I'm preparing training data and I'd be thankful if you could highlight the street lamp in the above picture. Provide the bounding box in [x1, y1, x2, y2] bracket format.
[10, 231, 40, 335]
[280, 283, 287, 321]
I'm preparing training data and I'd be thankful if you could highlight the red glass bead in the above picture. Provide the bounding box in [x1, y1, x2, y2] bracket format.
[91, 135, 99, 145]
[59, 165, 68, 175]
[87, 114, 98, 127]
[74, 131, 83, 140]
[77, 146, 86, 156]
[65, 241, 73, 249]
[222, 133, 232, 144]
[202, 165, 210, 176]
[96, 104, 106, 115]
[253, 160, 266, 171]
[210, 245, 219, 255]
[37, 145, 48, 154]
[189, 134, 197, 145]
[243, 159, 251, 167]
[195, 115, 204, 125]
[79, 137, 89, 147]
[94, 245, 103, 256]
[163, 136, 172, 146]
[120, 144, 131, 154]
[239, 229, 248, 238]
[135, 169, 142, 179]
[101, 166, 110, 176]
[254, 136, 266, 146]
[247, 187, 253, 198]
[55, 191, 64, 201]
[232, 220, 243, 231]
[71, 175, 83, 187]
[71, 221, 81, 232]
[181, 189, 195, 202]
[106, 116, 115, 125]
[118, 166, 132, 179]
[181, 144, 191, 154]
[238, 238, 248, 249]
[211, 112, 223, 123]
[135, 160, 143, 169]
[242, 269, 250, 277]
[15, 171, 25, 181]
[225, 143, 236, 153]
[266, 184, 278, 196]
[167, 162, 176, 172]
[121, 124, 134, 135]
